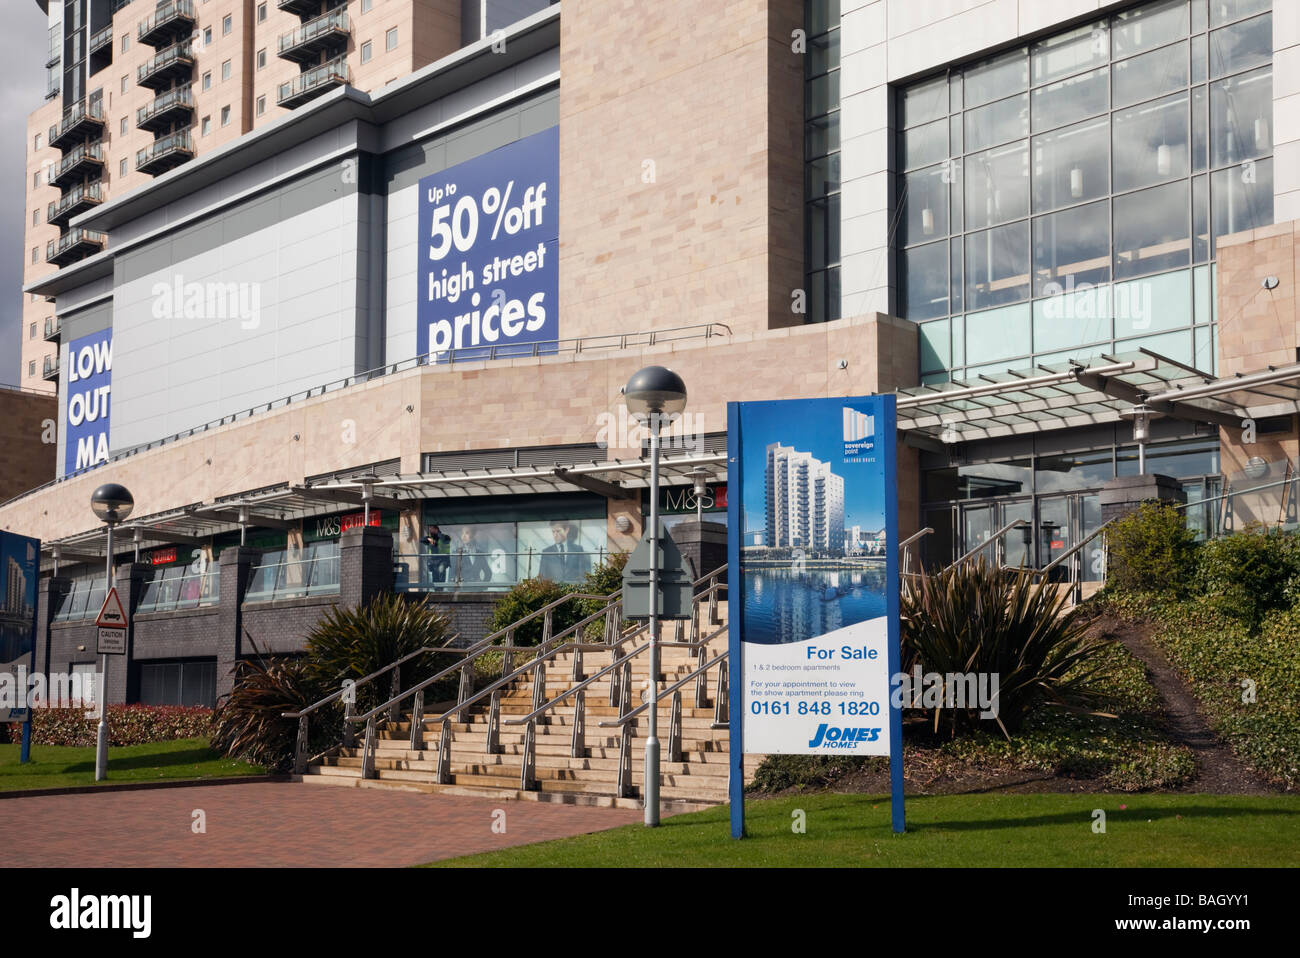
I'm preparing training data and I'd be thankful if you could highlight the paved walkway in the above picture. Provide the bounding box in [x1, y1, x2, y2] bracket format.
[0, 782, 640, 867]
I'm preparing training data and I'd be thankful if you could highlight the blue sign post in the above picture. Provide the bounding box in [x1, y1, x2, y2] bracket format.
[727, 395, 903, 837]
[416, 125, 559, 360]
[1, 531, 41, 763]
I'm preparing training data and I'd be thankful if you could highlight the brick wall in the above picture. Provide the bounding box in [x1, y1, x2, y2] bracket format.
[1216, 223, 1300, 478]
[0, 390, 57, 502]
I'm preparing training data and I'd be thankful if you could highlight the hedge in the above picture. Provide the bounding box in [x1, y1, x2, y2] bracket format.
[1, 705, 214, 748]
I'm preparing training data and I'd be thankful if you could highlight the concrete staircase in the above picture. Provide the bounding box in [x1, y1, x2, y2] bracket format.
[300, 604, 736, 811]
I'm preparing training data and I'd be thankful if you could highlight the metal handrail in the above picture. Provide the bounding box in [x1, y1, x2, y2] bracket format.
[137, 41, 194, 84]
[53, 141, 104, 179]
[138, 0, 195, 41]
[898, 527, 933, 550]
[955, 518, 1027, 564]
[503, 579, 728, 726]
[349, 589, 643, 726]
[598, 651, 728, 728]
[1172, 474, 1290, 511]
[283, 642, 465, 719]
[1031, 517, 1116, 579]
[279, 9, 349, 53]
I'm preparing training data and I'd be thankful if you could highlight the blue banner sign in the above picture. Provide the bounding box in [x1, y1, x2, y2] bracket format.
[0, 531, 40, 664]
[727, 395, 903, 835]
[417, 125, 559, 359]
[64, 328, 113, 476]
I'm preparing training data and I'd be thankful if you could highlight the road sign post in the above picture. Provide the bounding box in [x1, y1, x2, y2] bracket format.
[94, 583, 129, 780]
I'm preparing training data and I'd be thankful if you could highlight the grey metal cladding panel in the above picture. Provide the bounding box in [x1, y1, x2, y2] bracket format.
[383, 90, 557, 194]
[519, 95, 559, 137]
[116, 166, 361, 273]
[52, 274, 114, 316]
[279, 163, 358, 223]
[108, 122, 367, 248]
[60, 301, 113, 343]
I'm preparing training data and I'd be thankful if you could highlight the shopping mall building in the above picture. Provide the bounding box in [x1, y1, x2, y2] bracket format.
[3, 0, 1299, 707]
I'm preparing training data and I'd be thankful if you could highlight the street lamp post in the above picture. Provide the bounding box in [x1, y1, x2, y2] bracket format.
[90, 483, 134, 782]
[623, 365, 687, 827]
[1119, 399, 1164, 476]
[691, 467, 711, 523]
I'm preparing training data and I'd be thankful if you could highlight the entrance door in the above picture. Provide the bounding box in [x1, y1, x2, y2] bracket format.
[999, 499, 1034, 569]
[1037, 496, 1073, 578]
[960, 503, 995, 564]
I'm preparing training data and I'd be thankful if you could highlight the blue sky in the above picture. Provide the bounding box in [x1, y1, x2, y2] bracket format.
[735, 396, 889, 539]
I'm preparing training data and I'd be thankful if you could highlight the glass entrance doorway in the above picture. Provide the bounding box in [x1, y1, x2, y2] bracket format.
[943, 492, 1106, 575]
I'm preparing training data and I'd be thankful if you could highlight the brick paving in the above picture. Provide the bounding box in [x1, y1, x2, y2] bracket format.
[0, 782, 641, 867]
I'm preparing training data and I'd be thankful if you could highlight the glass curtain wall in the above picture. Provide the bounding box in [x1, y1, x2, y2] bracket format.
[806, 0, 841, 323]
[898, 0, 1273, 381]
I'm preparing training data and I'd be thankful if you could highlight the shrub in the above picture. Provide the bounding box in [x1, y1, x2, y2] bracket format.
[901, 557, 1110, 736]
[15, 705, 213, 748]
[1103, 501, 1199, 597]
[576, 552, 629, 638]
[748, 754, 875, 792]
[1194, 525, 1300, 626]
[487, 577, 583, 647]
[210, 655, 325, 772]
[303, 592, 459, 716]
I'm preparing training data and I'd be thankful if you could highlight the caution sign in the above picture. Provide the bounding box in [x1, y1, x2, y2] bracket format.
[95, 587, 128, 629]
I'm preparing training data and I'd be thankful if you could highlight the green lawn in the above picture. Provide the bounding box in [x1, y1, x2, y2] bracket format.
[0, 738, 264, 792]
[429, 793, 1300, 868]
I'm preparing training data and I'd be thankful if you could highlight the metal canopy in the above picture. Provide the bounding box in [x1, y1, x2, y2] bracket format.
[312, 452, 729, 501]
[38, 452, 728, 570]
[896, 350, 1300, 444]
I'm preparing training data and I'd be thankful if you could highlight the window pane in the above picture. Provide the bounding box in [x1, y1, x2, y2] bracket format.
[964, 93, 1029, 151]
[919, 319, 951, 372]
[1210, 0, 1270, 28]
[965, 141, 1028, 229]
[1033, 200, 1110, 295]
[899, 75, 948, 128]
[1192, 31, 1208, 82]
[1112, 0, 1190, 59]
[1112, 41, 1188, 108]
[1034, 449, 1115, 492]
[1113, 91, 1189, 192]
[807, 193, 841, 268]
[807, 0, 841, 37]
[1212, 156, 1272, 251]
[965, 222, 1030, 310]
[1031, 21, 1108, 87]
[1193, 172, 1210, 261]
[1113, 179, 1190, 279]
[807, 29, 839, 78]
[900, 164, 949, 244]
[900, 241, 949, 320]
[1209, 13, 1270, 77]
[1210, 66, 1272, 167]
[806, 111, 839, 158]
[1033, 284, 1113, 352]
[1031, 66, 1108, 132]
[950, 237, 964, 313]
[964, 303, 1032, 364]
[806, 152, 840, 198]
[1192, 84, 1209, 170]
[807, 70, 839, 117]
[1032, 115, 1109, 212]
[1114, 270, 1191, 337]
[963, 48, 1028, 107]
[899, 117, 947, 169]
